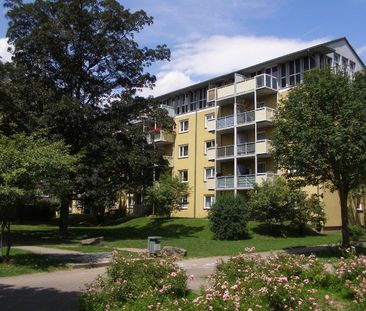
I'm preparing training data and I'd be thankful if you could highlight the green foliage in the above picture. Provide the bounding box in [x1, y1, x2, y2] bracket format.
[145, 173, 190, 217]
[272, 67, 366, 245]
[248, 177, 326, 231]
[348, 225, 366, 244]
[79, 252, 187, 311]
[208, 193, 249, 240]
[0, 133, 79, 216]
[17, 200, 59, 221]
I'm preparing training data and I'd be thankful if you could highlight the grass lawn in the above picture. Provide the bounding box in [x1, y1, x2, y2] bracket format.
[10, 217, 342, 257]
[0, 248, 71, 277]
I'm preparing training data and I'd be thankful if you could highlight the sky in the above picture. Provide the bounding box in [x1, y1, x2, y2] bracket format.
[0, 0, 366, 97]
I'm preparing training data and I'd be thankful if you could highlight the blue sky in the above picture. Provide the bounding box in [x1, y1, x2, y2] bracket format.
[0, 0, 366, 96]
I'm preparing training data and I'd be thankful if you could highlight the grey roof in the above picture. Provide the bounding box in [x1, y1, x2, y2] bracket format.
[156, 37, 364, 99]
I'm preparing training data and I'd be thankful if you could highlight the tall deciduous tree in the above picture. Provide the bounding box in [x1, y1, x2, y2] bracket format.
[272, 68, 366, 246]
[3, 0, 171, 230]
[0, 133, 79, 260]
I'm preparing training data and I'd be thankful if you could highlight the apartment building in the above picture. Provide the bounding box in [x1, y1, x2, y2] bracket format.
[147, 37, 365, 228]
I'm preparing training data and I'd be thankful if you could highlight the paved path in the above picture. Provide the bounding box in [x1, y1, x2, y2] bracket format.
[0, 267, 106, 311]
[0, 244, 338, 310]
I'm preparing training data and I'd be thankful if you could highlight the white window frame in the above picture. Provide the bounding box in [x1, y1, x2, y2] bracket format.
[180, 196, 188, 209]
[179, 120, 189, 133]
[204, 113, 215, 128]
[204, 140, 215, 155]
[204, 195, 215, 210]
[178, 145, 189, 158]
[204, 167, 215, 182]
[179, 170, 188, 183]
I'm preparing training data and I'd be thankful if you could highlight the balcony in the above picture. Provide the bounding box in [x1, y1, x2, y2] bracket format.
[217, 115, 234, 129]
[237, 110, 255, 126]
[256, 139, 272, 154]
[206, 118, 216, 132]
[205, 177, 215, 190]
[206, 147, 215, 161]
[255, 107, 275, 122]
[160, 104, 175, 117]
[237, 175, 256, 188]
[255, 74, 278, 91]
[216, 84, 235, 100]
[162, 155, 173, 167]
[236, 78, 256, 94]
[216, 145, 234, 159]
[147, 130, 175, 145]
[237, 142, 255, 156]
[256, 173, 278, 184]
[217, 176, 234, 189]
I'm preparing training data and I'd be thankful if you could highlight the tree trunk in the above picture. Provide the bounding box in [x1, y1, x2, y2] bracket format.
[59, 198, 70, 233]
[339, 187, 350, 247]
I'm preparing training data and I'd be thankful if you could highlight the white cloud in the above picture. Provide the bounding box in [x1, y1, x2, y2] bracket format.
[0, 38, 13, 63]
[164, 35, 328, 77]
[357, 45, 366, 56]
[144, 35, 328, 97]
[140, 71, 196, 97]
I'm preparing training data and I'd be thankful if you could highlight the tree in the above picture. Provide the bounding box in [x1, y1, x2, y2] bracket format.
[248, 177, 325, 232]
[3, 0, 171, 230]
[145, 173, 190, 218]
[0, 133, 79, 260]
[272, 68, 366, 246]
[208, 193, 249, 240]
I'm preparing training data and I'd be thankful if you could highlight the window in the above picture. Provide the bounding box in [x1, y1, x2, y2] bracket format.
[342, 57, 348, 69]
[280, 63, 287, 88]
[180, 196, 188, 209]
[257, 162, 266, 174]
[179, 120, 189, 133]
[204, 140, 215, 154]
[257, 102, 265, 109]
[350, 61, 356, 76]
[204, 167, 215, 181]
[179, 145, 189, 158]
[179, 170, 188, 183]
[204, 113, 215, 128]
[257, 131, 266, 141]
[334, 53, 340, 68]
[204, 195, 215, 209]
[289, 59, 301, 86]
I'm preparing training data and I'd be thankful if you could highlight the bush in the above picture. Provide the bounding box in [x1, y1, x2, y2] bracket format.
[208, 193, 249, 240]
[348, 225, 366, 245]
[248, 177, 326, 232]
[80, 252, 188, 311]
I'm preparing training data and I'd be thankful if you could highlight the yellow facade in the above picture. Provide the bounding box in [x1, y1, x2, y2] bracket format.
[155, 38, 365, 228]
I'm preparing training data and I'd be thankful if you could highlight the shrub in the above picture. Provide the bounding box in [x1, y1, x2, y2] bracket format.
[208, 193, 249, 240]
[248, 177, 326, 231]
[16, 200, 59, 221]
[80, 252, 187, 311]
[348, 225, 366, 245]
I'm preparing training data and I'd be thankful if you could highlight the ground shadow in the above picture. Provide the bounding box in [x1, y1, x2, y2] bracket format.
[251, 223, 323, 238]
[12, 217, 206, 247]
[0, 284, 80, 311]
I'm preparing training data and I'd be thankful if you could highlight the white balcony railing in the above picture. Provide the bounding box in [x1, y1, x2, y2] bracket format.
[237, 142, 255, 156]
[206, 147, 215, 161]
[216, 145, 234, 158]
[217, 176, 234, 189]
[255, 107, 275, 122]
[256, 173, 278, 184]
[216, 115, 234, 129]
[255, 74, 278, 90]
[237, 110, 255, 125]
[237, 175, 256, 188]
[256, 139, 272, 154]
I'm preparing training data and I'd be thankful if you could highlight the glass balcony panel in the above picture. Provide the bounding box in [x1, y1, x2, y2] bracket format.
[237, 175, 256, 188]
[237, 110, 255, 125]
[217, 115, 234, 129]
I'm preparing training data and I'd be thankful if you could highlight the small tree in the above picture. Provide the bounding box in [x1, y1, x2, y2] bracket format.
[248, 177, 326, 232]
[272, 68, 366, 246]
[145, 173, 190, 218]
[0, 133, 79, 260]
[208, 193, 249, 240]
